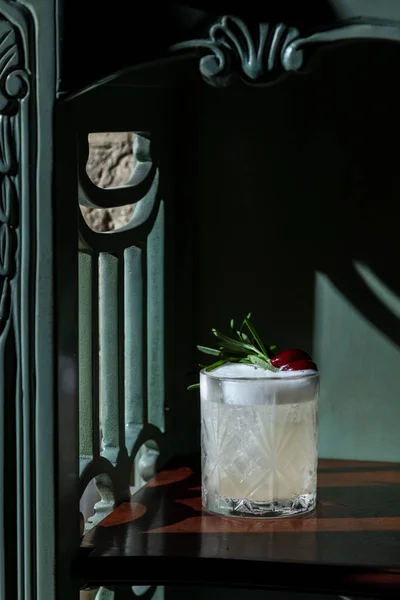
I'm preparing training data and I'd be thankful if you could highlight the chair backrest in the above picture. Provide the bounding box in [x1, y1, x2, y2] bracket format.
[3, 3, 400, 599]
[72, 45, 400, 541]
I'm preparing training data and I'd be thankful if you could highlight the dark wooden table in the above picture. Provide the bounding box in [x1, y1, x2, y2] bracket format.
[77, 458, 400, 597]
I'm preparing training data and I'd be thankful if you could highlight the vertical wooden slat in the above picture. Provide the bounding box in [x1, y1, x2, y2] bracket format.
[117, 257, 126, 456]
[124, 246, 143, 450]
[142, 248, 148, 426]
[79, 252, 93, 461]
[147, 201, 165, 432]
[19, 100, 33, 600]
[92, 253, 100, 459]
[99, 253, 123, 461]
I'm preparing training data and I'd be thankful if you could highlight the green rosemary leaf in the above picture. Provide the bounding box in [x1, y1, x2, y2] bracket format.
[226, 356, 242, 362]
[232, 329, 245, 341]
[248, 355, 278, 372]
[244, 316, 268, 356]
[205, 359, 227, 372]
[187, 383, 200, 391]
[197, 345, 221, 356]
[212, 330, 248, 350]
[221, 348, 248, 357]
[220, 342, 248, 355]
[248, 355, 270, 369]
[212, 328, 236, 341]
[212, 329, 255, 353]
[190, 313, 277, 388]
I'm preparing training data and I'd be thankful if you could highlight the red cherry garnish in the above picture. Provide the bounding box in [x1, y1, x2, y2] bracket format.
[271, 349, 311, 368]
[281, 359, 317, 372]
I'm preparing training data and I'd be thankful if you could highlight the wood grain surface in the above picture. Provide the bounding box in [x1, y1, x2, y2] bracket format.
[77, 458, 400, 597]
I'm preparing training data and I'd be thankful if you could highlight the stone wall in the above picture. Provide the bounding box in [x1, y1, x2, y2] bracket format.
[81, 132, 134, 232]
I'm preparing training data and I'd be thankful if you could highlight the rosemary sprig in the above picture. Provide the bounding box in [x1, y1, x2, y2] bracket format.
[188, 313, 278, 390]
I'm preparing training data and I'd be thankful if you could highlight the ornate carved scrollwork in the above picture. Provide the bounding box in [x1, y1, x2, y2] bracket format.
[0, 17, 28, 336]
[170, 15, 302, 87]
[0, 19, 28, 114]
[170, 15, 400, 87]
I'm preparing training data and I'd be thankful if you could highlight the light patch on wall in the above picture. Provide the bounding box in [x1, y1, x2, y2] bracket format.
[313, 271, 400, 462]
[353, 261, 400, 320]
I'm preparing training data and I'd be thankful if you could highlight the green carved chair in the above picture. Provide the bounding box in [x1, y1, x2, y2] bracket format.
[1, 1, 400, 599]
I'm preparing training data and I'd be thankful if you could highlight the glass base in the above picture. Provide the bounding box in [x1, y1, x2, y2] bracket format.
[203, 488, 316, 518]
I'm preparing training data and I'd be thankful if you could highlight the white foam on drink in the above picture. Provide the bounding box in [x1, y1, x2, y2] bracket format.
[201, 362, 318, 406]
[206, 362, 316, 379]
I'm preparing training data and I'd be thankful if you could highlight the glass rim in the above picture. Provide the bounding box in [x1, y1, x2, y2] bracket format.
[200, 368, 319, 382]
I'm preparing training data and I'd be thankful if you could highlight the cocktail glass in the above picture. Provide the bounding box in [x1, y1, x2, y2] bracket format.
[201, 367, 319, 518]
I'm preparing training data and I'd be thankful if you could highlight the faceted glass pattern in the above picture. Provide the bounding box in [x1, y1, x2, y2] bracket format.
[201, 371, 319, 518]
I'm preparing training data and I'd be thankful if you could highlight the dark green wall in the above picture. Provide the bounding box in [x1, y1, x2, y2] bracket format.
[186, 42, 400, 461]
